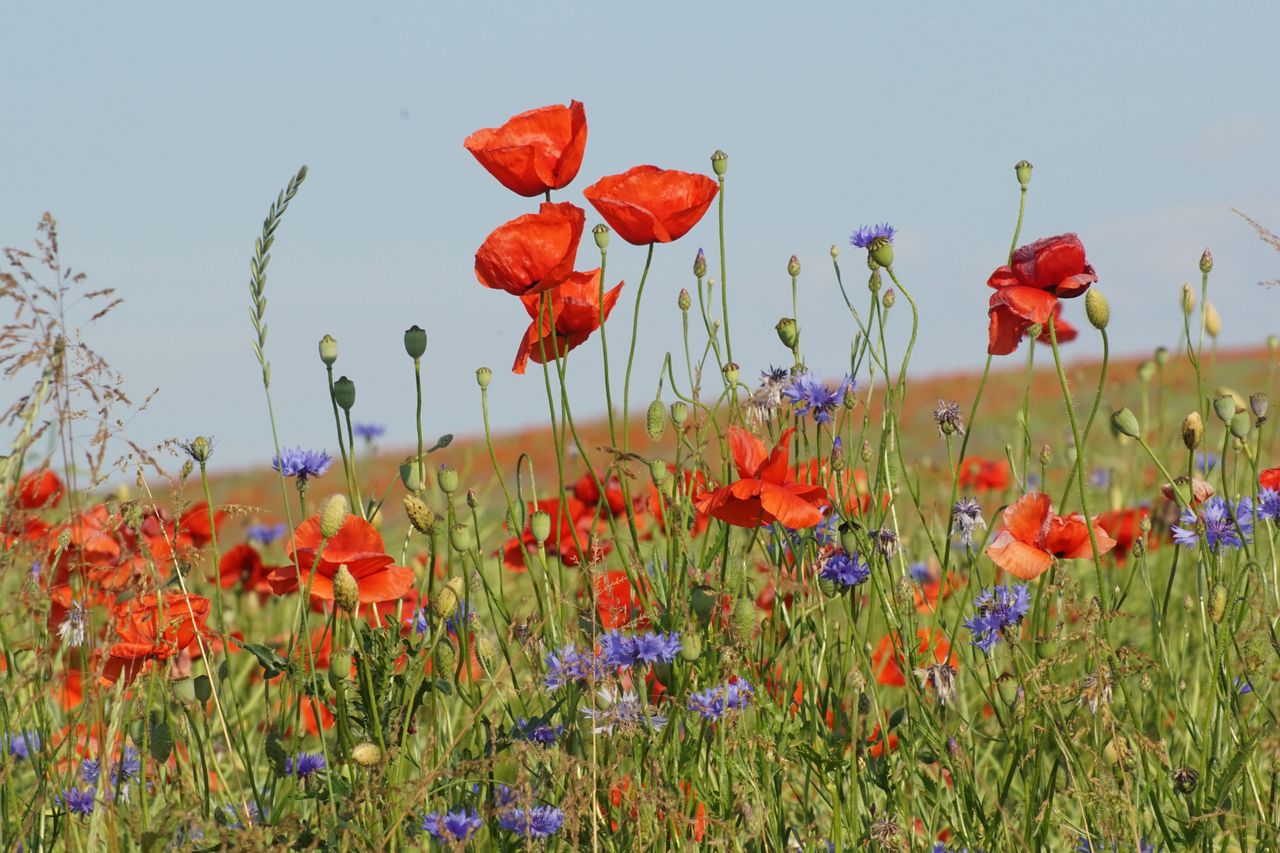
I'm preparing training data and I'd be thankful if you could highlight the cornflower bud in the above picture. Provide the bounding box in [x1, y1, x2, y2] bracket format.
[868, 269, 882, 292]
[1212, 394, 1237, 424]
[787, 255, 801, 277]
[1173, 767, 1199, 795]
[830, 438, 846, 472]
[1199, 247, 1213, 274]
[351, 742, 382, 767]
[1111, 408, 1141, 439]
[1181, 283, 1195, 315]
[1182, 411, 1204, 449]
[1014, 159, 1033, 188]
[775, 317, 799, 350]
[592, 223, 610, 251]
[693, 248, 707, 278]
[1204, 301, 1221, 338]
[474, 633, 497, 670]
[678, 288, 692, 311]
[860, 440, 873, 463]
[332, 376, 356, 411]
[1085, 289, 1110, 329]
[710, 149, 728, 177]
[1026, 323, 1043, 340]
[466, 488, 479, 509]
[437, 465, 459, 493]
[475, 366, 492, 389]
[185, 436, 213, 464]
[530, 510, 552, 544]
[318, 335, 339, 366]
[830, 244, 839, 260]
[320, 495, 348, 539]
[670, 401, 688, 426]
[333, 565, 359, 613]
[1038, 444, 1052, 466]
[403, 325, 427, 360]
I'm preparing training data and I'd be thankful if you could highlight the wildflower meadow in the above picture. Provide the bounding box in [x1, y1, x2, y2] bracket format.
[3, 100, 1280, 852]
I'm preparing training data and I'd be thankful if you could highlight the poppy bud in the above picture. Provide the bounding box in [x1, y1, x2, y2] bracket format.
[431, 577, 465, 621]
[330, 650, 353, 680]
[1039, 444, 1052, 466]
[351, 742, 382, 768]
[434, 638, 457, 677]
[693, 248, 707, 279]
[1230, 411, 1251, 440]
[592, 223, 610, 251]
[710, 150, 728, 177]
[1212, 394, 1237, 424]
[646, 399, 665, 441]
[787, 255, 801, 278]
[679, 633, 702, 661]
[1199, 247, 1213, 274]
[882, 289, 895, 309]
[399, 456, 423, 492]
[185, 436, 213, 464]
[1182, 412, 1203, 449]
[319, 335, 339, 366]
[868, 269, 882, 292]
[648, 459, 669, 486]
[1111, 408, 1141, 439]
[1026, 323, 1043, 341]
[830, 244, 839, 260]
[475, 366, 492, 389]
[1085, 289, 1110, 329]
[1173, 767, 1199, 795]
[320, 494, 348, 539]
[722, 362, 740, 385]
[670, 401, 688, 426]
[437, 465, 459, 494]
[775, 317, 799, 350]
[689, 585, 716, 624]
[678, 288, 692, 311]
[729, 598, 756, 644]
[171, 677, 197, 704]
[818, 574, 839, 598]
[1181, 283, 1195, 315]
[869, 237, 894, 269]
[1014, 159, 1033, 188]
[332, 376, 356, 412]
[403, 325, 427, 360]
[333, 565, 359, 613]
[1137, 360, 1156, 383]
[466, 489, 479, 510]
[194, 674, 212, 702]
[530, 510, 552, 544]
[1204, 301, 1221, 338]
[1208, 582, 1228, 624]
[448, 523, 471, 553]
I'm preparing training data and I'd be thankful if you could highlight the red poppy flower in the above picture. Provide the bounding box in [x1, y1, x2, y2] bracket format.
[913, 572, 964, 614]
[957, 457, 1010, 492]
[1260, 468, 1280, 491]
[867, 723, 899, 759]
[986, 493, 1117, 580]
[268, 513, 414, 605]
[987, 285, 1058, 356]
[572, 471, 627, 517]
[1097, 507, 1151, 565]
[871, 629, 956, 687]
[512, 268, 624, 374]
[646, 464, 710, 538]
[583, 166, 718, 245]
[474, 202, 585, 297]
[103, 592, 211, 683]
[593, 570, 645, 630]
[15, 469, 65, 509]
[464, 101, 588, 198]
[501, 496, 609, 572]
[218, 543, 281, 600]
[988, 233, 1097, 299]
[696, 427, 829, 528]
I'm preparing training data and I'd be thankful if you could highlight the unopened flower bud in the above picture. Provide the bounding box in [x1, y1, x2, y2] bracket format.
[1014, 159, 1033, 188]
[1212, 394, 1237, 424]
[1155, 346, 1169, 366]
[1038, 444, 1052, 466]
[787, 255, 801, 278]
[530, 510, 552, 544]
[333, 565, 359, 613]
[399, 456, 423, 492]
[1085, 288, 1110, 329]
[830, 244, 839, 260]
[448, 523, 470, 553]
[710, 150, 728, 177]
[330, 650, 353, 681]
[868, 269, 882, 292]
[434, 638, 457, 676]
[194, 675, 212, 702]
[592, 223, 610, 251]
[1173, 767, 1199, 795]
[1208, 582, 1228, 624]
[171, 677, 197, 704]
[1199, 248, 1213, 274]
[860, 439, 873, 463]
[319, 335, 339, 366]
[1137, 360, 1156, 383]
[730, 598, 756, 644]
[437, 465, 459, 493]
[403, 325, 427, 360]
[1182, 412, 1204, 449]
[648, 459, 669, 486]
[1110, 408, 1141, 439]
[1204, 301, 1221, 338]
[332, 376, 356, 411]
[678, 288, 692, 311]
[775, 317, 799, 350]
[646, 399, 666, 441]
[689, 585, 716, 624]
[466, 488, 479, 510]
[1181, 283, 1195, 315]
[830, 439, 845, 472]
[351, 742, 382, 767]
[678, 633, 702, 661]
[475, 366, 492, 389]
[431, 577, 465, 621]
[670, 401, 688, 426]
[882, 288, 895, 309]
[474, 633, 497, 670]
[319, 494, 348, 539]
[722, 362, 740, 385]
[1230, 410, 1251, 440]
[817, 575, 838, 598]
[869, 237, 894, 269]
[185, 436, 213, 464]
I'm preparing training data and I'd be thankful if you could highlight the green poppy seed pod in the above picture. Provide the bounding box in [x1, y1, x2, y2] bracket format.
[330, 650, 353, 681]
[319, 334, 339, 366]
[775, 317, 799, 350]
[867, 269, 882, 292]
[171, 677, 197, 705]
[193, 674, 212, 703]
[529, 510, 552, 544]
[431, 577, 465, 621]
[1173, 767, 1199, 795]
[186, 436, 213, 464]
[817, 575, 839, 598]
[670, 401, 688, 426]
[689, 585, 717, 625]
[860, 439, 873, 463]
[1250, 392, 1268, 421]
[1208, 582, 1228, 624]
[333, 564, 359, 613]
[1038, 444, 1052, 466]
[474, 634, 498, 671]
[1199, 247, 1213, 274]
[1181, 283, 1195, 315]
[332, 376, 356, 412]
[722, 362, 740, 385]
[433, 637, 457, 677]
[448, 523, 471, 553]
[1155, 345, 1169, 366]
[592, 223, 610, 251]
[787, 254, 801, 278]
[648, 459, 669, 486]
[1230, 410, 1251, 440]
[1110, 408, 1141, 439]
[399, 456, 423, 492]
[730, 598, 757, 644]
[466, 488, 479, 510]
[1014, 159, 1033, 188]
[710, 149, 728, 177]
[403, 325, 427, 360]
[882, 288, 896, 309]
[678, 632, 702, 661]
[351, 742, 382, 768]
[646, 399, 666, 441]
[475, 366, 492, 389]
[437, 465, 459, 494]
[1204, 301, 1222, 338]
[677, 288, 692, 311]
[319, 494, 348, 539]
[1212, 394, 1237, 424]
[869, 237, 894, 269]
[830, 244, 839, 260]
[1182, 412, 1204, 449]
[693, 248, 707, 279]
[1085, 288, 1110, 329]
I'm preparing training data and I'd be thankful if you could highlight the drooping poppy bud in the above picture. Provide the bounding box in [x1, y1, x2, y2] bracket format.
[1111, 408, 1141, 439]
[1182, 412, 1204, 449]
[1085, 289, 1110, 329]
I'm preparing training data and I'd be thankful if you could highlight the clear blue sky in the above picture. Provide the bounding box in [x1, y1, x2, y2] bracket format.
[3, 2, 1279, 470]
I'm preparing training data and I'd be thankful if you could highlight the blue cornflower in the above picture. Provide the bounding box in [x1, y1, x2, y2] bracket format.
[1171, 496, 1252, 551]
[1196, 452, 1219, 475]
[272, 447, 332, 484]
[849, 223, 896, 249]
[80, 747, 141, 791]
[600, 631, 681, 669]
[964, 584, 1031, 654]
[413, 607, 431, 636]
[57, 787, 95, 816]
[1235, 677, 1254, 695]
[1257, 488, 1280, 520]
[245, 522, 287, 546]
[283, 752, 326, 779]
[499, 805, 564, 838]
[817, 550, 870, 589]
[222, 801, 262, 830]
[909, 562, 933, 583]
[1088, 468, 1111, 489]
[950, 497, 986, 548]
[687, 679, 754, 721]
[422, 808, 483, 844]
[3, 731, 40, 759]
[543, 645, 607, 691]
[783, 372, 853, 425]
[514, 718, 564, 747]
[353, 423, 386, 443]
[582, 686, 667, 735]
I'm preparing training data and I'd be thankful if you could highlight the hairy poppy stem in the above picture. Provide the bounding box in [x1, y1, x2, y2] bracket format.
[621, 243, 656, 456]
[717, 176, 731, 363]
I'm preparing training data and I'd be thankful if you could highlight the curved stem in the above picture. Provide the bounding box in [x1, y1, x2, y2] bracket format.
[621, 243, 656, 455]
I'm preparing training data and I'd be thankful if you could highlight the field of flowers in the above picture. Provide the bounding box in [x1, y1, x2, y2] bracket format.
[1, 100, 1278, 851]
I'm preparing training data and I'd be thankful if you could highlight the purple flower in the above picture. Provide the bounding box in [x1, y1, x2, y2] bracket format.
[246, 522, 287, 546]
[353, 423, 386, 443]
[272, 447, 332, 484]
[543, 645, 607, 691]
[1235, 677, 1254, 695]
[601, 631, 681, 668]
[782, 372, 853, 425]
[581, 686, 666, 735]
[909, 562, 934, 583]
[3, 731, 40, 760]
[1172, 496, 1252, 551]
[514, 718, 564, 747]
[850, 223, 896, 249]
[422, 808, 483, 843]
[951, 498, 987, 548]
[817, 550, 870, 589]
[687, 679, 754, 721]
[57, 787, 95, 816]
[283, 752, 326, 779]
[222, 801, 262, 831]
[1257, 488, 1280, 520]
[964, 584, 1031, 654]
[498, 804, 564, 838]
[81, 747, 141, 791]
